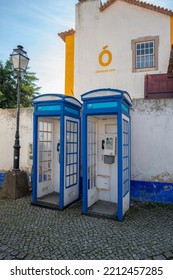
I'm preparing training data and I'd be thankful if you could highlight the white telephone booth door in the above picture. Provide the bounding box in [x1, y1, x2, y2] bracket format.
[63, 116, 80, 207]
[37, 117, 60, 205]
[87, 116, 118, 217]
[87, 117, 98, 207]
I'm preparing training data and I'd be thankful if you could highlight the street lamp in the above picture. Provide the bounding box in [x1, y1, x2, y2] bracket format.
[10, 45, 29, 171]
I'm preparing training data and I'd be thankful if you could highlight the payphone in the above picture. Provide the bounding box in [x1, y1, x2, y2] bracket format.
[102, 135, 117, 164]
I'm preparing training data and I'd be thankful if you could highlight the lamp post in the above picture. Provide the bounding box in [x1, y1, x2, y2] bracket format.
[10, 45, 29, 171]
[3, 45, 30, 199]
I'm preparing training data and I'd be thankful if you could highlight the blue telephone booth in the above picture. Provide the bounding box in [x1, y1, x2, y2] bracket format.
[32, 94, 82, 209]
[81, 88, 132, 221]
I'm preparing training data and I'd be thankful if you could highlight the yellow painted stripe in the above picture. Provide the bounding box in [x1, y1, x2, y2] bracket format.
[170, 16, 173, 46]
[65, 34, 74, 96]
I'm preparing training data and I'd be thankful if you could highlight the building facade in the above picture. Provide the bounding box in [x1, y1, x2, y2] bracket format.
[59, 0, 173, 99]
[58, 0, 173, 203]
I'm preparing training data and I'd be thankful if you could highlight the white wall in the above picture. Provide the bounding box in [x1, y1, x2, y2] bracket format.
[0, 108, 33, 172]
[1, 98, 173, 184]
[74, 0, 170, 99]
[131, 99, 173, 182]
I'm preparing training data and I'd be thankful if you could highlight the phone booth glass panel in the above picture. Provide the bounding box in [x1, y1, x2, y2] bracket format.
[32, 94, 82, 209]
[81, 89, 132, 221]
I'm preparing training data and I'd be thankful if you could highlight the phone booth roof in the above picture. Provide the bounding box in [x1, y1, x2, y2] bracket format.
[33, 93, 82, 108]
[81, 88, 132, 106]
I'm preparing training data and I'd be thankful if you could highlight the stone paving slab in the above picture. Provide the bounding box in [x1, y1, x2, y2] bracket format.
[0, 194, 173, 260]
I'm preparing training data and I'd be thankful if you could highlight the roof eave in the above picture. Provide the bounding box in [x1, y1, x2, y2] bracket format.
[58, 29, 75, 42]
[100, 0, 173, 16]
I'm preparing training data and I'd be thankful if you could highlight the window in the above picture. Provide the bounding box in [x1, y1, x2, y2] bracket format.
[136, 41, 154, 68]
[131, 36, 159, 72]
[38, 120, 52, 183]
[65, 120, 78, 188]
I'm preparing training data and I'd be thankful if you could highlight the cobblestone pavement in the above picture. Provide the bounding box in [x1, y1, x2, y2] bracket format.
[0, 194, 173, 260]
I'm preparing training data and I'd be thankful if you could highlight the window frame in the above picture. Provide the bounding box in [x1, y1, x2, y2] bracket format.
[131, 36, 159, 73]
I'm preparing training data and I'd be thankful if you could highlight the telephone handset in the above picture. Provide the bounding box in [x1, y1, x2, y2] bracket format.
[102, 139, 105, 150]
[57, 142, 60, 152]
[57, 141, 60, 163]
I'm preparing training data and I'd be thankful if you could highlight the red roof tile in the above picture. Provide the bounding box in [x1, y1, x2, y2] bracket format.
[58, 1, 173, 41]
[100, 0, 173, 16]
[58, 29, 75, 42]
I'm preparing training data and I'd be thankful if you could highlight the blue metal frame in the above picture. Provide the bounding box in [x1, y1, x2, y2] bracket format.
[81, 88, 132, 221]
[122, 119, 130, 197]
[129, 115, 132, 209]
[82, 112, 88, 213]
[59, 111, 64, 208]
[32, 93, 82, 209]
[117, 111, 123, 221]
[32, 109, 38, 203]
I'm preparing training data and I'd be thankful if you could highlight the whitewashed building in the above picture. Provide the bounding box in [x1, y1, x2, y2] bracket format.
[58, 0, 173, 205]
[59, 0, 173, 99]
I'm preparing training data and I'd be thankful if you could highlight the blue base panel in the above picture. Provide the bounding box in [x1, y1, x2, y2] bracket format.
[131, 180, 173, 203]
[0, 172, 5, 188]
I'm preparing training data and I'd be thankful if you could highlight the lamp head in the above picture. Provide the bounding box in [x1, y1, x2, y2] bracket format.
[11, 45, 29, 72]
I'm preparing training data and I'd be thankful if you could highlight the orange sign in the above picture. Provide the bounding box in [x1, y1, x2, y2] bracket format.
[98, 45, 112, 67]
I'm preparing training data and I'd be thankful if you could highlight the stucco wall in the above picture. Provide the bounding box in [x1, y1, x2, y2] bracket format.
[74, 0, 170, 99]
[0, 108, 33, 172]
[131, 98, 173, 182]
[0, 98, 173, 185]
